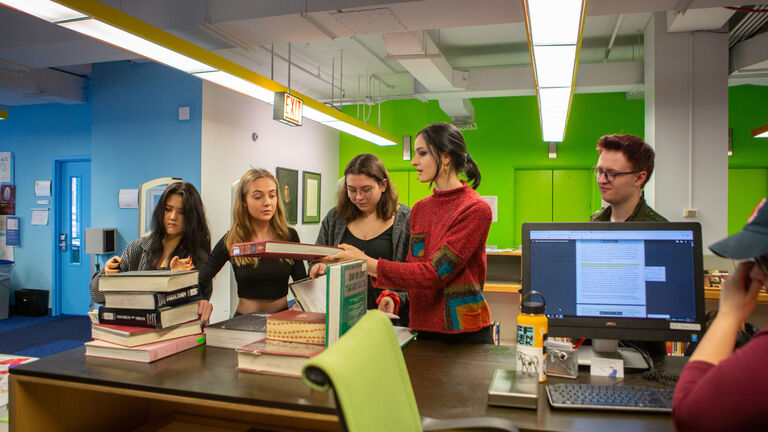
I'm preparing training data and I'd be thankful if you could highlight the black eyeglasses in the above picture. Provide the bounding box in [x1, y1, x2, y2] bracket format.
[592, 166, 639, 183]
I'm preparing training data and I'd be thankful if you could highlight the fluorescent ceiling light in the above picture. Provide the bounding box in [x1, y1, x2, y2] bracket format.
[194, 71, 273, 104]
[303, 106, 339, 123]
[541, 110, 568, 142]
[533, 45, 576, 87]
[527, 0, 583, 45]
[318, 118, 396, 146]
[0, 0, 86, 23]
[751, 124, 768, 138]
[58, 18, 216, 74]
[538, 87, 572, 113]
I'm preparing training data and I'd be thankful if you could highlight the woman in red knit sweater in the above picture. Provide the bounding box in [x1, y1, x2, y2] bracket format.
[324, 123, 494, 344]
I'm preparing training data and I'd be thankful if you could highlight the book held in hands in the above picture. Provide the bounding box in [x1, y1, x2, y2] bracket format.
[325, 260, 367, 347]
[98, 270, 198, 293]
[230, 240, 342, 261]
[236, 338, 323, 377]
[266, 310, 326, 345]
[205, 313, 270, 349]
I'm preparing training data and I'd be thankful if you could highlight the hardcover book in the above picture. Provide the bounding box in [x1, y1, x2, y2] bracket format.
[91, 319, 202, 347]
[230, 240, 342, 261]
[103, 285, 203, 310]
[97, 301, 200, 329]
[326, 260, 367, 347]
[85, 333, 205, 363]
[236, 338, 324, 377]
[98, 270, 198, 293]
[266, 309, 326, 345]
[204, 312, 270, 349]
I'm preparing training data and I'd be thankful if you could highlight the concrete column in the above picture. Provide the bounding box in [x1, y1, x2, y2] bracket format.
[644, 12, 729, 248]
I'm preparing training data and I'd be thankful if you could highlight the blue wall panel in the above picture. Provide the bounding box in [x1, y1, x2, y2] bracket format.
[90, 61, 202, 264]
[0, 103, 91, 301]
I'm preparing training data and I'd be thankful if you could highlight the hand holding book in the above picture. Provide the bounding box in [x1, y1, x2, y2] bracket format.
[320, 244, 377, 277]
[170, 256, 194, 271]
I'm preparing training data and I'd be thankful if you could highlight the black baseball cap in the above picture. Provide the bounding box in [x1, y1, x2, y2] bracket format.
[709, 198, 768, 259]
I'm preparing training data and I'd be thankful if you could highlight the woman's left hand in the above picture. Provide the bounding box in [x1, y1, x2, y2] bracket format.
[170, 256, 194, 271]
[197, 300, 213, 327]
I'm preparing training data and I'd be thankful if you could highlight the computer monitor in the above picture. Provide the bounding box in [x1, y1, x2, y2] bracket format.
[521, 222, 705, 366]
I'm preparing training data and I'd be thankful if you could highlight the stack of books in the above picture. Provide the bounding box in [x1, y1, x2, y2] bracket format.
[236, 310, 326, 377]
[205, 312, 270, 349]
[85, 270, 205, 363]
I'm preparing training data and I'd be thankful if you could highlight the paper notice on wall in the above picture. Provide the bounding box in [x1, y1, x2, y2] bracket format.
[0, 152, 11, 184]
[481, 196, 498, 222]
[306, 178, 318, 217]
[0, 215, 5, 234]
[31, 208, 49, 226]
[119, 189, 139, 208]
[0, 236, 13, 261]
[34, 180, 52, 197]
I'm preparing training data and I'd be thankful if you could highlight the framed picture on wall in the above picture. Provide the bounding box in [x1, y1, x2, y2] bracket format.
[302, 171, 321, 224]
[276, 167, 299, 224]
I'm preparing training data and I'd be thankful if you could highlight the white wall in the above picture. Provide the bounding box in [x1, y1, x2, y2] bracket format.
[201, 83, 339, 323]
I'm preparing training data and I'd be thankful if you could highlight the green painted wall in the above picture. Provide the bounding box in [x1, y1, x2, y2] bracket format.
[339, 86, 768, 246]
[340, 92, 643, 248]
[727, 85, 768, 234]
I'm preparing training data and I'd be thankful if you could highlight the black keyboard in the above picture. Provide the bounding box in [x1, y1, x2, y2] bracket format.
[546, 383, 674, 413]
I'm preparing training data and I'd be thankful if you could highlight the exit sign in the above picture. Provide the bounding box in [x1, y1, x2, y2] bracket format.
[273, 92, 303, 127]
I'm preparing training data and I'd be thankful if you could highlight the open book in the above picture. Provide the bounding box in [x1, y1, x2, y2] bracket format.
[290, 275, 399, 320]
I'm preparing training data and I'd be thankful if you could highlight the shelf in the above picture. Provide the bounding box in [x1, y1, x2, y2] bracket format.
[705, 287, 768, 304]
[486, 250, 522, 256]
[484, 283, 521, 293]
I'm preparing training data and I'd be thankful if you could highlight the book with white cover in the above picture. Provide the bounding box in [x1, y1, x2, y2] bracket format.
[99, 270, 198, 293]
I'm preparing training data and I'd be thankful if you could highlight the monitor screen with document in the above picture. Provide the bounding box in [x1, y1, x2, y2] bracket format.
[521, 222, 704, 345]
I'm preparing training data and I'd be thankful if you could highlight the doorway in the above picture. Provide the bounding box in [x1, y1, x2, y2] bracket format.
[54, 158, 91, 315]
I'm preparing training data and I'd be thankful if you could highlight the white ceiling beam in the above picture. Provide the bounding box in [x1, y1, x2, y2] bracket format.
[666, 7, 733, 32]
[730, 31, 768, 74]
[0, 67, 87, 105]
[415, 61, 643, 99]
[438, 98, 474, 118]
[383, 30, 466, 92]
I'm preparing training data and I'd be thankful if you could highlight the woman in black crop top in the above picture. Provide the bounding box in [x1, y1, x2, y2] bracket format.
[198, 169, 307, 319]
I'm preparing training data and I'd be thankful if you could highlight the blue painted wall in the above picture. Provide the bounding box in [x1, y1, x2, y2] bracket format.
[0, 103, 91, 302]
[90, 61, 202, 263]
[0, 60, 202, 310]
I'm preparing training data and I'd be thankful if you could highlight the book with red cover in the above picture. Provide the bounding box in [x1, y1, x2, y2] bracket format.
[236, 338, 323, 377]
[230, 240, 342, 261]
[85, 333, 205, 363]
[91, 319, 202, 347]
[266, 309, 326, 345]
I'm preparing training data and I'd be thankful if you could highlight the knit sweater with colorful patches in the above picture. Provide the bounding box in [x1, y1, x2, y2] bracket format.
[373, 182, 492, 334]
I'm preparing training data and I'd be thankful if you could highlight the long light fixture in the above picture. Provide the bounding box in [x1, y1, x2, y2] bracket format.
[752, 124, 768, 138]
[0, 0, 397, 146]
[522, 0, 587, 143]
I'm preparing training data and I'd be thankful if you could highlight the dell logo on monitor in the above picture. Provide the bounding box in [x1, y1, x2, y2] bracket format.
[605, 322, 617, 326]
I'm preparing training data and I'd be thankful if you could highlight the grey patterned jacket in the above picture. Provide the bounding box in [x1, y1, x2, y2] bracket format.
[88, 235, 209, 306]
[308, 203, 411, 319]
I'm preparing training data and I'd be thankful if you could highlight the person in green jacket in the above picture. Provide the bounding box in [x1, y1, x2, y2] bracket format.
[589, 134, 667, 222]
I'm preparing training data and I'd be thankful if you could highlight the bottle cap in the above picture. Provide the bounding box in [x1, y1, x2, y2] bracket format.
[521, 290, 546, 315]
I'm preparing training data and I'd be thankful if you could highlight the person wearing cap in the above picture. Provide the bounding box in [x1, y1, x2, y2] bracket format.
[673, 198, 768, 432]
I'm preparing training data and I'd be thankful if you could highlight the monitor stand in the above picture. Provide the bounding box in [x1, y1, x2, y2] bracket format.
[576, 339, 649, 369]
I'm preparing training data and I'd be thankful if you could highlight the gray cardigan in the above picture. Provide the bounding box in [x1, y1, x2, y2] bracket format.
[89, 235, 209, 306]
[308, 203, 411, 311]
